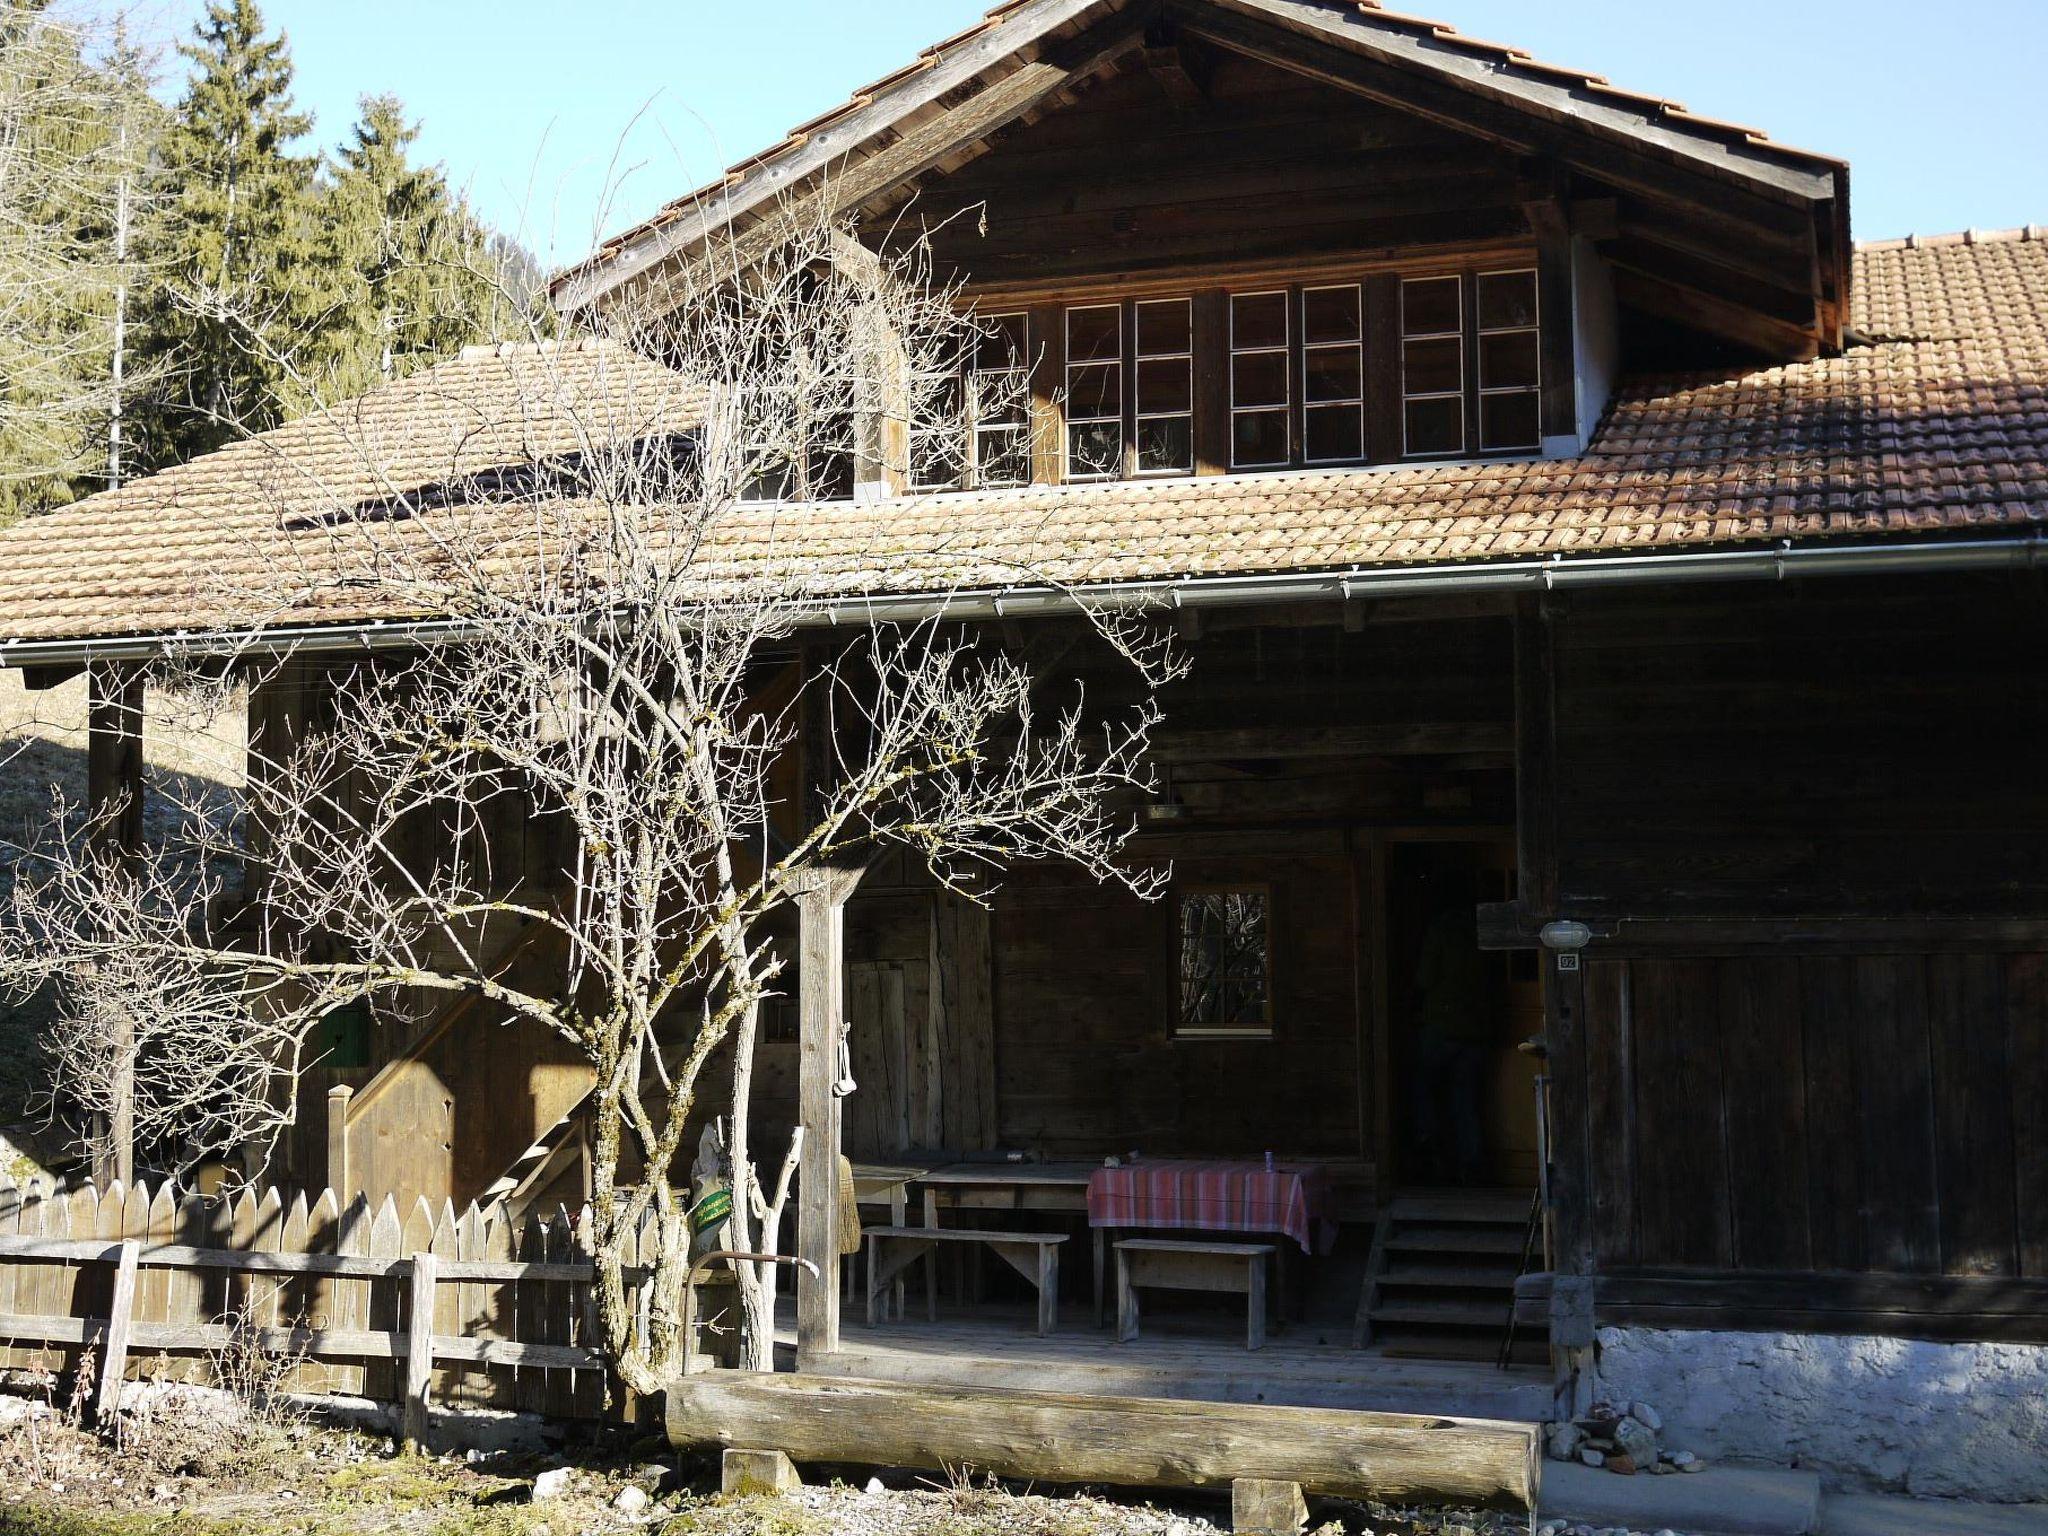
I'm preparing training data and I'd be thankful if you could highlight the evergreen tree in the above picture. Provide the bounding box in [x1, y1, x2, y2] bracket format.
[312, 93, 517, 399]
[132, 0, 321, 466]
[0, 2, 162, 521]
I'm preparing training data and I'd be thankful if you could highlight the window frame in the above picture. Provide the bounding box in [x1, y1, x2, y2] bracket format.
[1400, 273, 1468, 461]
[910, 311, 1034, 494]
[1228, 289, 1293, 471]
[1171, 882, 1277, 1042]
[1132, 296, 1196, 479]
[1298, 281, 1367, 468]
[1064, 302, 1126, 483]
[1475, 267, 1543, 455]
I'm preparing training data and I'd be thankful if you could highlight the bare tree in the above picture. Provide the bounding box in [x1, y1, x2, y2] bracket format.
[1, 206, 1179, 1390]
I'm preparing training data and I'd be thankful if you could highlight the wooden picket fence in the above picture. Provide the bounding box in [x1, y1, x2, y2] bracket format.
[0, 1177, 682, 1438]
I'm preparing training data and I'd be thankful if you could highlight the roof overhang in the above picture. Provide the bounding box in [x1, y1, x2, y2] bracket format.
[7, 534, 2039, 671]
[550, 0, 1850, 354]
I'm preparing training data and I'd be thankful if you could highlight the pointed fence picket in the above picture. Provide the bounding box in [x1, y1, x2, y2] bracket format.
[0, 1178, 640, 1438]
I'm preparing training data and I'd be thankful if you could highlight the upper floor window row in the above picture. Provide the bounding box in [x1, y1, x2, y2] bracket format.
[904, 266, 1543, 493]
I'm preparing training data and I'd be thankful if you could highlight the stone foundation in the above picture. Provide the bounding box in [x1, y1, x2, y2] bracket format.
[1592, 1325, 2048, 1502]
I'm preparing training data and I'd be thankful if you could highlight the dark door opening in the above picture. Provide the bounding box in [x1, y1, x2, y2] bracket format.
[1385, 840, 1541, 1189]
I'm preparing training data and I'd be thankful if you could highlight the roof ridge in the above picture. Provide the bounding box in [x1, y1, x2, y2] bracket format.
[457, 337, 614, 362]
[1857, 225, 2048, 254]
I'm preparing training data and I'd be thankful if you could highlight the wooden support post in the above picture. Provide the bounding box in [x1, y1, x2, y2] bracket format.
[326, 1085, 354, 1200]
[722, 1448, 802, 1496]
[87, 661, 144, 1191]
[1233, 1478, 1308, 1536]
[403, 1250, 437, 1448]
[795, 865, 864, 1366]
[93, 1240, 140, 1422]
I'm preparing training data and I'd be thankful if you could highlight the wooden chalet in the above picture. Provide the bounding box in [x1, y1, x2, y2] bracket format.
[3, 0, 2046, 1504]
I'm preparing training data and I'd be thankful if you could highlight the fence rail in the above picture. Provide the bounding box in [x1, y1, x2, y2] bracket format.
[0, 1176, 677, 1440]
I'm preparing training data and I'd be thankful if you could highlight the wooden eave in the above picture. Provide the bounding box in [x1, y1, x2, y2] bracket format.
[549, 0, 1851, 357]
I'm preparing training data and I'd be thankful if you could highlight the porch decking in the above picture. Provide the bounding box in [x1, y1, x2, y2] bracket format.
[773, 1301, 1555, 1423]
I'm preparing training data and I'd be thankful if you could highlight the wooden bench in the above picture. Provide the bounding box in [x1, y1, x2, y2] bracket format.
[1114, 1238, 1276, 1350]
[865, 1226, 1066, 1336]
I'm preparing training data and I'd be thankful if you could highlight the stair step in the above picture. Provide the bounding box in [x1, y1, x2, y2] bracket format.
[1378, 1333, 1548, 1365]
[1384, 1228, 1527, 1256]
[1390, 1194, 1533, 1225]
[1367, 1301, 1519, 1329]
[1377, 1265, 1522, 1290]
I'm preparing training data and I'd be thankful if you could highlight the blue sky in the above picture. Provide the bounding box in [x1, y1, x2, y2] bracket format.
[136, 0, 2048, 270]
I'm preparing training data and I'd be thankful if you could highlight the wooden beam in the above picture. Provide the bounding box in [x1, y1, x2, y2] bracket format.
[629, 11, 1150, 309]
[795, 863, 866, 1364]
[1512, 599, 1558, 917]
[1152, 722, 1512, 764]
[21, 662, 83, 691]
[1580, 1268, 2048, 1345]
[1181, 0, 1836, 204]
[87, 660, 144, 1192]
[665, 1372, 1542, 1511]
[403, 1251, 437, 1448]
[1608, 263, 1821, 360]
[91, 1240, 139, 1423]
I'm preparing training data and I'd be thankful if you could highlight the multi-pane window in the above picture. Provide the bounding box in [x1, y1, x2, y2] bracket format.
[1477, 270, 1541, 453]
[1065, 304, 1124, 480]
[1301, 284, 1365, 464]
[1230, 291, 1291, 468]
[971, 312, 1032, 487]
[737, 403, 854, 503]
[1134, 298, 1194, 475]
[1401, 275, 1466, 458]
[910, 312, 1030, 491]
[1175, 887, 1273, 1038]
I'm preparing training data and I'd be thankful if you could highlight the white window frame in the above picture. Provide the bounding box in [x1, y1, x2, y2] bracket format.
[1476, 268, 1542, 453]
[1064, 303, 1124, 482]
[1132, 296, 1195, 478]
[1228, 289, 1292, 470]
[1299, 282, 1366, 467]
[970, 310, 1032, 489]
[1401, 274, 1467, 459]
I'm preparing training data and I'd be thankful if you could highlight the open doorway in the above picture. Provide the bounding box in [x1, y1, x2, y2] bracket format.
[1384, 840, 1541, 1189]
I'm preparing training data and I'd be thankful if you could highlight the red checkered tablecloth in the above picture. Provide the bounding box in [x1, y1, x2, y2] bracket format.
[1086, 1160, 1333, 1254]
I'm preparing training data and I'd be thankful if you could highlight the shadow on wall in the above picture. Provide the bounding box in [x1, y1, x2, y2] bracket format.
[1594, 1325, 2048, 1501]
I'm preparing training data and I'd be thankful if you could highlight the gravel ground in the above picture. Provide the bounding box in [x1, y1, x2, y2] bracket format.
[0, 1386, 1709, 1536]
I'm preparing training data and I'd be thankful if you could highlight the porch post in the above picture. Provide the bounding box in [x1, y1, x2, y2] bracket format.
[87, 660, 145, 1190]
[794, 863, 864, 1365]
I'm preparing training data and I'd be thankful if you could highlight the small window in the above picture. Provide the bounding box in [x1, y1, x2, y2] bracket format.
[1134, 298, 1194, 476]
[1230, 291, 1291, 469]
[1477, 269, 1541, 453]
[317, 1002, 372, 1070]
[1301, 283, 1365, 465]
[1175, 887, 1272, 1039]
[1065, 304, 1123, 480]
[1402, 275, 1465, 458]
[909, 342, 968, 491]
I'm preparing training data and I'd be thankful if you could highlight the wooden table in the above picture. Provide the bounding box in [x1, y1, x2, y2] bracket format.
[917, 1161, 1101, 1317]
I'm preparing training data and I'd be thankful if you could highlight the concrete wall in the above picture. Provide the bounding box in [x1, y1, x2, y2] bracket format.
[1594, 1326, 2048, 1502]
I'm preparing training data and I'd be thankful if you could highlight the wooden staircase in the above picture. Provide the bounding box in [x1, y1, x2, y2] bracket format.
[1353, 1189, 1545, 1366]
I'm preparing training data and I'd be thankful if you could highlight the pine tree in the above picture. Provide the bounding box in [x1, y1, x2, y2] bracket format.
[0, 2, 163, 523]
[312, 93, 515, 399]
[132, 0, 321, 467]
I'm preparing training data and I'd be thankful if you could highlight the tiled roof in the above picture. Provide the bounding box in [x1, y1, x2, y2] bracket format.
[1, 230, 2045, 649]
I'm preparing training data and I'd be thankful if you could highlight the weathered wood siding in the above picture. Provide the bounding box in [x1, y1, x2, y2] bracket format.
[908, 51, 1529, 288]
[1535, 578, 2048, 1329]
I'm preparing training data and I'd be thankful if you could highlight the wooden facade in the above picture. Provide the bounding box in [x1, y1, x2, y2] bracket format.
[40, 3, 2043, 1443]
[1514, 578, 2048, 1341]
